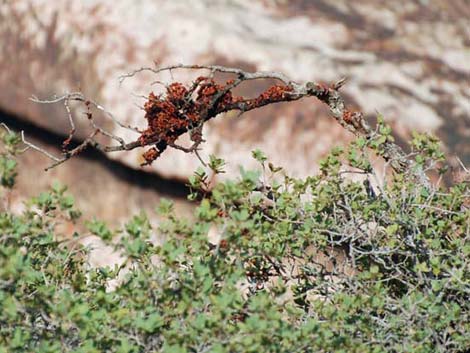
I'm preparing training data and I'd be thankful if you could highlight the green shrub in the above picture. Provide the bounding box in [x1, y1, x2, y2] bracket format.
[0, 126, 21, 189]
[0, 124, 469, 352]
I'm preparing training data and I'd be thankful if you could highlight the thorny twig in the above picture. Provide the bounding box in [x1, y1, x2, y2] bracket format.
[27, 64, 430, 187]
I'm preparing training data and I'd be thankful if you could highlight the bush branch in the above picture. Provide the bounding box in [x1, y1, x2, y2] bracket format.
[27, 64, 429, 187]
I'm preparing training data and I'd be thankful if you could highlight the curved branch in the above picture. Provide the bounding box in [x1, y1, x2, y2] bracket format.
[28, 64, 430, 187]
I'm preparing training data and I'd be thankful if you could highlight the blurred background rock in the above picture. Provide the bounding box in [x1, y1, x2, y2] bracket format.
[1, 0, 469, 224]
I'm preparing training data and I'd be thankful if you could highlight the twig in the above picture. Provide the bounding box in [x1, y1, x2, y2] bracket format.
[21, 131, 61, 163]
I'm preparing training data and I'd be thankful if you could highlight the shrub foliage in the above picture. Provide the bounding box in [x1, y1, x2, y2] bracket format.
[0, 123, 469, 352]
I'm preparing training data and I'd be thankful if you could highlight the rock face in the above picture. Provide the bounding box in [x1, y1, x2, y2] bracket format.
[1, 0, 469, 180]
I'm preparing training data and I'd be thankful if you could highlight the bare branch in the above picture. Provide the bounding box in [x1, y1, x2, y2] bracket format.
[27, 92, 144, 170]
[21, 131, 61, 163]
[0, 123, 12, 134]
[119, 63, 296, 87]
[30, 93, 141, 133]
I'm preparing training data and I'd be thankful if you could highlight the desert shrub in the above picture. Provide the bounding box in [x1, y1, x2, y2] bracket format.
[0, 122, 469, 353]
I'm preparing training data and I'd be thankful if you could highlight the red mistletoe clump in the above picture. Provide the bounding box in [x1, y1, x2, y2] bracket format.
[137, 76, 294, 164]
[235, 84, 293, 111]
[139, 79, 232, 150]
[343, 110, 353, 124]
[142, 147, 160, 165]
